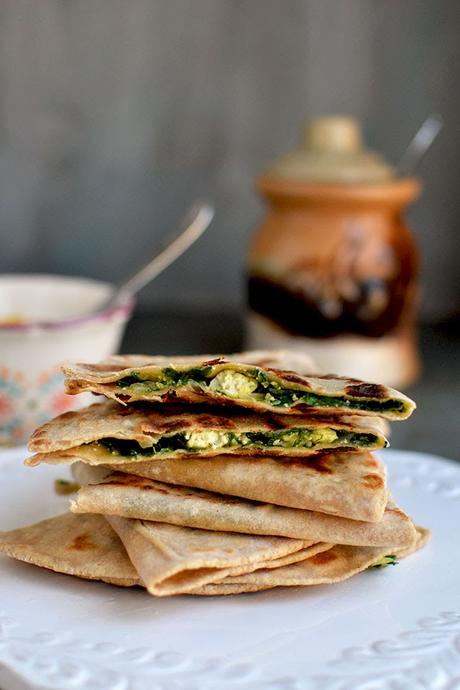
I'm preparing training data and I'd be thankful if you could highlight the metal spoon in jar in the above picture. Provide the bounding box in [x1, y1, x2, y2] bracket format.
[98, 202, 214, 314]
[397, 114, 443, 176]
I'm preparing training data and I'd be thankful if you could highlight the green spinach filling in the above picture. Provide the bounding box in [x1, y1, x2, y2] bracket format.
[372, 554, 398, 568]
[117, 367, 213, 391]
[116, 366, 404, 414]
[95, 427, 378, 459]
[248, 369, 404, 413]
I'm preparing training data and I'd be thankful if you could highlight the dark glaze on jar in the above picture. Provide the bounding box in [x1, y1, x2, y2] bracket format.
[247, 176, 421, 340]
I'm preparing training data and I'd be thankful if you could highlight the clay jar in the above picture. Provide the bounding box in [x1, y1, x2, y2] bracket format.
[246, 118, 421, 387]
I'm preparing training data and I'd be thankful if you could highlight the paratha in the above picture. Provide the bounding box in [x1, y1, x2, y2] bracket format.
[62, 354, 415, 420]
[0, 513, 139, 587]
[105, 516, 331, 596]
[106, 450, 388, 521]
[0, 513, 428, 596]
[27, 401, 389, 466]
[191, 527, 430, 595]
[71, 464, 414, 547]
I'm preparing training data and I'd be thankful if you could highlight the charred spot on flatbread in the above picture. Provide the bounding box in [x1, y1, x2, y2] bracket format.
[67, 532, 96, 551]
[307, 550, 338, 566]
[361, 473, 385, 490]
[265, 368, 314, 387]
[319, 374, 362, 383]
[201, 357, 227, 366]
[278, 455, 334, 474]
[345, 383, 387, 399]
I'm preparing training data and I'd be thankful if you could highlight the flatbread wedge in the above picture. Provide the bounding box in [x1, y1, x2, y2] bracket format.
[62, 354, 415, 420]
[105, 450, 388, 521]
[0, 514, 429, 596]
[0, 513, 140, 586]
[190, 526, 431, 595]
[27, 401, 389, 466]
[71, 464, 415, 547]
[105, 516, 331, 596]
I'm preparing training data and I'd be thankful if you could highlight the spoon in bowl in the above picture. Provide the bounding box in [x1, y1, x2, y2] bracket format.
[97, 202, 214, 314]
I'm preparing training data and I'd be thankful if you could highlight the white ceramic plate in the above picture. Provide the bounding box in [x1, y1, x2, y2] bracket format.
[0, 447, 458, 690]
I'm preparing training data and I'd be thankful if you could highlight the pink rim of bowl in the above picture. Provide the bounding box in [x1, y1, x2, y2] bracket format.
[0, 275, 136, 332]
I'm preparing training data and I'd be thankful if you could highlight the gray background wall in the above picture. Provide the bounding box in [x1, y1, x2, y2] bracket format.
[0, 0, 459, 321]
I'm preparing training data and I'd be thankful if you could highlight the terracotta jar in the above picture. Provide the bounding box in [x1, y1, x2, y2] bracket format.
[246, 117, 421, 387]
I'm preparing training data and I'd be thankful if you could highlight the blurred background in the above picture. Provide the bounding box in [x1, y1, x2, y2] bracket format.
[1, 0, 459, 320]
[0, 0, 459, 456]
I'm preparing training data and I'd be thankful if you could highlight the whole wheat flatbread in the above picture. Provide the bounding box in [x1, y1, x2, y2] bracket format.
[27, 401, 388, 465]
[190, 527, 431, 595]
[71, 463, 413, 547]
[62, 353, 415, 420]
[105, 516, 330, 596]
[0, 514, 428, 596]
[0, 513, 140, 586]
[105, 451, 388, 521]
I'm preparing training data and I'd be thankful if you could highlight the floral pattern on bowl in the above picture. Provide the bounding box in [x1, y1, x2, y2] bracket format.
[0, 367, 90, 445]
[0, 274, 134, 445]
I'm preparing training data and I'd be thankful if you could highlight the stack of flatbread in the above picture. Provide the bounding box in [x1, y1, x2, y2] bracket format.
[0, 351, 429, 596]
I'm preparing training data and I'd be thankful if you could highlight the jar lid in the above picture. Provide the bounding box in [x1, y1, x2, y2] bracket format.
[267, 116, 395, 184]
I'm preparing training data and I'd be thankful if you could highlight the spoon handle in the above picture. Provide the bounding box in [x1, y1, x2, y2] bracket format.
[397, 114, 443, 176]
[110, 202, 214, 307]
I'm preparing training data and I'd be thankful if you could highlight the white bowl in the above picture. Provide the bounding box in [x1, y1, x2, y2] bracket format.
[0, 274, 134, 445]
